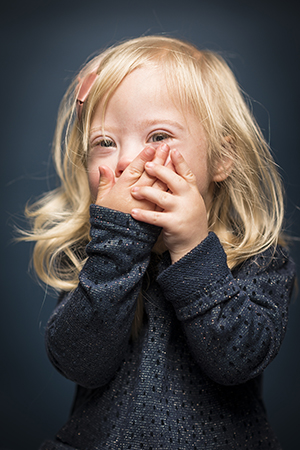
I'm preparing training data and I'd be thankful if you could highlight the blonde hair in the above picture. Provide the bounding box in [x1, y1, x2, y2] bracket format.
[21, 35, 285, 298]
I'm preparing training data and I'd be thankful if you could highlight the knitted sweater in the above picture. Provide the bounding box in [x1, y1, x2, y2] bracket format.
[40, 205, 295, 450]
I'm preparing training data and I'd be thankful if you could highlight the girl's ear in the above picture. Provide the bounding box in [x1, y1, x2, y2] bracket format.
[212, 136, 234, 183]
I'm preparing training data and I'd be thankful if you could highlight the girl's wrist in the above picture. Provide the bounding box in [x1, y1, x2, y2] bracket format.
[169, 232, 209, 264]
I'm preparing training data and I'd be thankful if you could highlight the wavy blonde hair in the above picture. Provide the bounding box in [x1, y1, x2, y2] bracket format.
[21, 35, 284, 300]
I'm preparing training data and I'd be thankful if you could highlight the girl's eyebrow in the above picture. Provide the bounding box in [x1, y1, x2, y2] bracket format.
[90, 119, 186, 135]
[137, 119, 186, 130]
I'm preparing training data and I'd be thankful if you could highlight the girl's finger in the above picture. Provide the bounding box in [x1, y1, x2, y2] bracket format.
[123, 146, 156, 180]
[170, 149, 196, 183]
[166, 158, 176, 172]
[144, 161, 186, 195]
[96, 166, 115, 202]
[137, 143, 170, 187]
[151, 158, 176, 192]
[131, 186, 173, 210]
[130, 208, 167, 228]
[145, 151, 197, 194]
[151, 143, 170, 166]
[151, 177, 168, 191]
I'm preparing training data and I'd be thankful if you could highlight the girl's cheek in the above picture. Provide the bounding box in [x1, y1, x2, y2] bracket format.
[87, 167, 100, 200]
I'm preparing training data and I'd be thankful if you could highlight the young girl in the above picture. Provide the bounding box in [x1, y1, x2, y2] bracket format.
[23, 36, 295, 449]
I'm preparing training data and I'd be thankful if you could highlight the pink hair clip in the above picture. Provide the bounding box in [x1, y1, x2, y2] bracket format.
[76, 72, 98, 120]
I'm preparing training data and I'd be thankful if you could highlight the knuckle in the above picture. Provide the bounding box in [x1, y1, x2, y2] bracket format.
[161, 192, 169, 203]
[152, 211, 160, 224]
[185, 170, 196, 183]
[127, 166, 142, 179]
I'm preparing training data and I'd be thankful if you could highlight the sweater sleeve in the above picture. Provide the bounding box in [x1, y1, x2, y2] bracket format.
[156, 232, 295, 386]
[45, 205, 161, 389]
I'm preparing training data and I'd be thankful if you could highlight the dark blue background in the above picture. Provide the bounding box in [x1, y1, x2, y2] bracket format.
[1, 1, 299, 449]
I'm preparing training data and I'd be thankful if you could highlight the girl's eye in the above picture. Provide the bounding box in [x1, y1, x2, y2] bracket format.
[149, 132, 170, 143]
[99, 138, 116, 147]
[92, 138, 116, 148]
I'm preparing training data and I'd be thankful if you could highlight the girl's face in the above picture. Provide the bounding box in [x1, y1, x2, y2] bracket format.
[88, 65, 215, 205]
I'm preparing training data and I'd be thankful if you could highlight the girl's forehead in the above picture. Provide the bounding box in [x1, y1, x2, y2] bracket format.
[88, 60, 206, 136]
[96, 66, 192, 122]
[106, 64, 186, 111]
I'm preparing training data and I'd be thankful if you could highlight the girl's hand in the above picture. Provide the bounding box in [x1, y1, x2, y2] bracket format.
[95, 144, 170, 214]
[130, 149, 209, 263]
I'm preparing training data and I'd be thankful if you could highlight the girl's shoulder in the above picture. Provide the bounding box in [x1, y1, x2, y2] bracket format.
[232, 244, 295, 279]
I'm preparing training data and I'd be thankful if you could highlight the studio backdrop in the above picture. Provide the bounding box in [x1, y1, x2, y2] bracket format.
[1, 1, 299, 449]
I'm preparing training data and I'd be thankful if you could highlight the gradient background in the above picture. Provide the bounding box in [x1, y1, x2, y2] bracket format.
[1, 1, 299, 449]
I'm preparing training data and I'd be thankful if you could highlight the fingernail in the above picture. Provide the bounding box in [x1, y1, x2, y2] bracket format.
[160, 143, 169, 152]
[146, 162, 155, 168]
[145, 146, 155, 156]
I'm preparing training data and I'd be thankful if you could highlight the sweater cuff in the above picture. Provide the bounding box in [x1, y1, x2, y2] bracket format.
[89, 204, 161, 245]
[157, 232, 237, 318]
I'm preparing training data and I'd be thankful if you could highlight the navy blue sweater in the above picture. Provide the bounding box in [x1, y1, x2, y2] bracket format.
[40, 205, 295, 449]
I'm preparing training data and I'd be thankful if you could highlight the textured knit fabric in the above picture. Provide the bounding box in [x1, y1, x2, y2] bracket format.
[40, 204, 295, 450]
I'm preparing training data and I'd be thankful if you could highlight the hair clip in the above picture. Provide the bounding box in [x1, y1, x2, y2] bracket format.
[76, 72, 98, 120]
